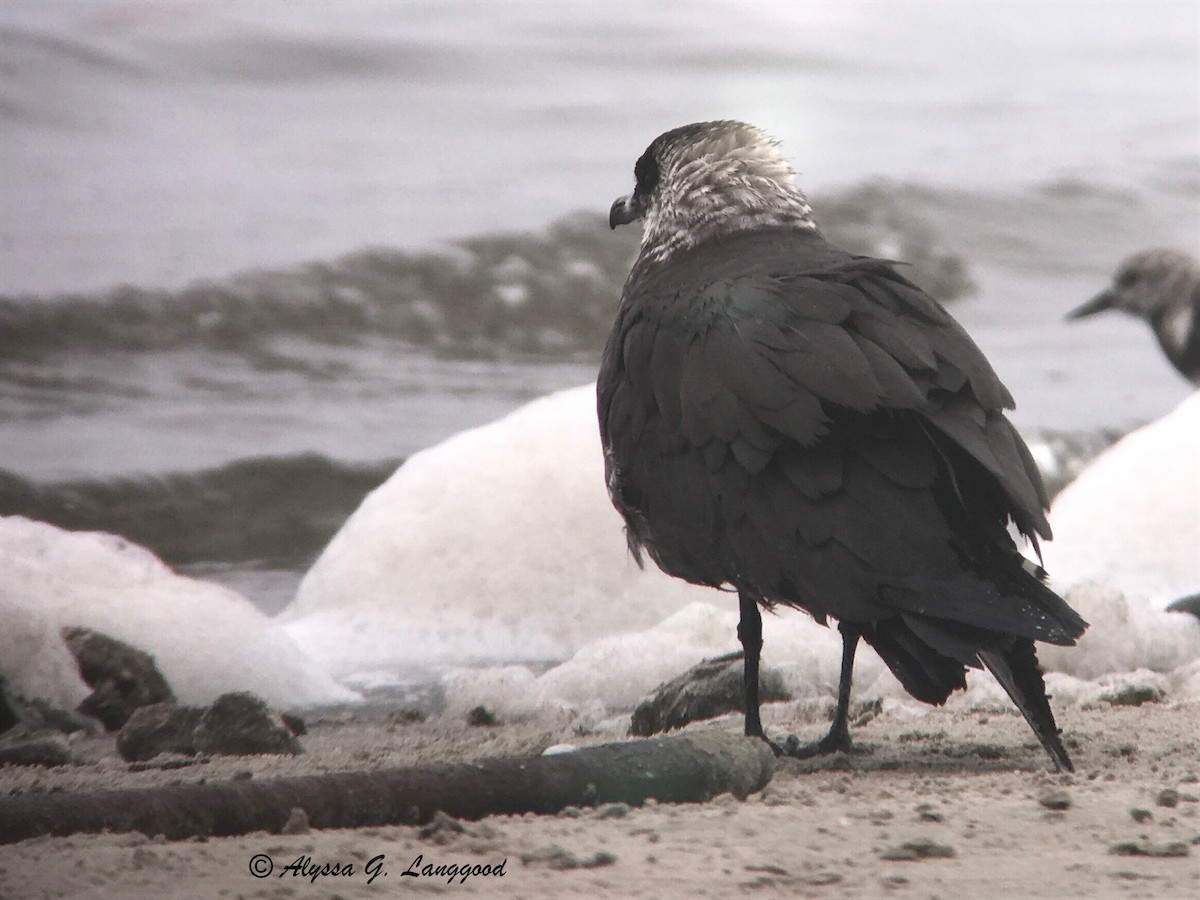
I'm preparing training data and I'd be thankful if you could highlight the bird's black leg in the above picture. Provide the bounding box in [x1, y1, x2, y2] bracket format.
[737, 590, 766, 741]
[789, 623, 859, 758]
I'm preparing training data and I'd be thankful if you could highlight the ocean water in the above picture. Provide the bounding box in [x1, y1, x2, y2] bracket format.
[1, 1, 1198, 700]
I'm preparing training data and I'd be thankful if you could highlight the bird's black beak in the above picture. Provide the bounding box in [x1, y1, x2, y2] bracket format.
[609, 193, 640, 230]
[1066, 289, 1114, 321]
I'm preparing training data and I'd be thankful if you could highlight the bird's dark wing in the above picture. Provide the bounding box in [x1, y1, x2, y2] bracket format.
[598, 228, 1075, 641]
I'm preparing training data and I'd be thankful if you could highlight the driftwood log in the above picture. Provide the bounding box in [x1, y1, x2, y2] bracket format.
[0, 729, 773, 845]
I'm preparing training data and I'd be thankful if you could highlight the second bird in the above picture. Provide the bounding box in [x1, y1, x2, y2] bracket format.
[598, 121, 1087, 770]
[1068, 248, 1200, 385]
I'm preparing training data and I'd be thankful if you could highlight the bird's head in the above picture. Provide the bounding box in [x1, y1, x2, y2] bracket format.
[1068, 248, 1200, 322]
[610, 120, 818, 262]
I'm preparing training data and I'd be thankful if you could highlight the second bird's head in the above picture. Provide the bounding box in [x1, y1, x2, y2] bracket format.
[610, 120, 818, 262]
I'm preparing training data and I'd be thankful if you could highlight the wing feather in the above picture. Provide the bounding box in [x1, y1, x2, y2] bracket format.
[598, 227, 1066, 643]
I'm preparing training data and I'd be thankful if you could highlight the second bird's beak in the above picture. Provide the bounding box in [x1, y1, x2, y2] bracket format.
[1066, 289, 1115, 321]
[609, 194, 641, 230]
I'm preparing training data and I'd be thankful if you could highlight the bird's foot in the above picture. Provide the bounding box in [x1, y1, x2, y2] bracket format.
[773, 728, 853, 759]
[749, 723, 856, 758]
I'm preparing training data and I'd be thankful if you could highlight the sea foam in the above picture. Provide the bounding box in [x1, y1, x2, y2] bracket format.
[1041, 390, 1200, 609]
[281, 384, 709, 677]
[1037, 390, 1200, 689]
[0, 516, 356, 711]
[285, 384, 1199, 722]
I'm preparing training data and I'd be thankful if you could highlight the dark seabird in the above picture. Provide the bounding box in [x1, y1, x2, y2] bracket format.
[598, 121, 1087, 770]
[1068, 248, 1200, 384]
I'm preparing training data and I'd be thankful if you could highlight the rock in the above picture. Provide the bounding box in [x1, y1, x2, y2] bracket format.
[61, 627, 175, 731]
[519, 845, 617, 870]
[1157, 788, 1181, 808]
[1110, 839, 1190, 858]
[1101, 685, 1165, 707]
[192, 692, 303, 756]
[0, 674, 95, 736]
[802, 872, 843, 886]
[467, 706, 499, 727]
[745, 863, 789, 877]
[1039, 790, 1072, 811]
[630, 651, 790, 737]
[117, 703, 204, 762]
[915, 803, 944, 822]
[880, 838, 956, 861]
[22, 700, 98, 735]
[0, 733, 71, 768]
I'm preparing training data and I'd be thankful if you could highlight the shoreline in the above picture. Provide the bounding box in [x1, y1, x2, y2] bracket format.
[1, 699, 1196, 898]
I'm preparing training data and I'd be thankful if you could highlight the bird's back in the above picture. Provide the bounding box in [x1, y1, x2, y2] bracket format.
[598, 227, 1083, 654]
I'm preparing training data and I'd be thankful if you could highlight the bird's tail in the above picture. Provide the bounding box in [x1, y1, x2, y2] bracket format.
[858, 618, 968, 706]
[979, 639, 1073, 772]
[862, 615, 1075, 771]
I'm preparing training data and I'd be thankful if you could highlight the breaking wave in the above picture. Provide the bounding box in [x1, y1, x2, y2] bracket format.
[0, 191, 974, 365]
[0, 454, 397, 568]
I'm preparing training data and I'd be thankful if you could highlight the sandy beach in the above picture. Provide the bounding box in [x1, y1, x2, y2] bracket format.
[1, 695, 1196, 899]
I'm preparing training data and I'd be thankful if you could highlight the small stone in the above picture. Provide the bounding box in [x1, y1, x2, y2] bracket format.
[1101, 685, 1165, 707]
[193, 692, 302, 756]
[745, 864, 788, 876]
[280, 808, 311, 835]
[62, 627, 175, 731]
[1157, 788, 1181, 808]
[1110, 839, 1190, 858]
[117, 704, 202, 762]
[0, 677, 96, 736]
[914, 803, 944, 822]
[1039, 790, 1072, 811]
[802, 872, 843, 886]
[467, 706, 499, 727]
[880, 837, 955, 861]
[579, 851, 617, 869]
[1130, 808, 1153, 823]
[520, 845, 616, 870]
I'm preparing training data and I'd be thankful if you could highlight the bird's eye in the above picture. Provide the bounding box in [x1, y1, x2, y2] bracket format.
[1116, 269, 1140, 289]
[634, 149, 660, 196]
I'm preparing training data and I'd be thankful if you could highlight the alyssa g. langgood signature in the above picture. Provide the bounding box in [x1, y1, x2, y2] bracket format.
[249, 852, 508, 886]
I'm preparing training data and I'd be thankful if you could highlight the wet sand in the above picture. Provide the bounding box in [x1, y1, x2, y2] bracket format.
[1, 699, 1197, 899]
